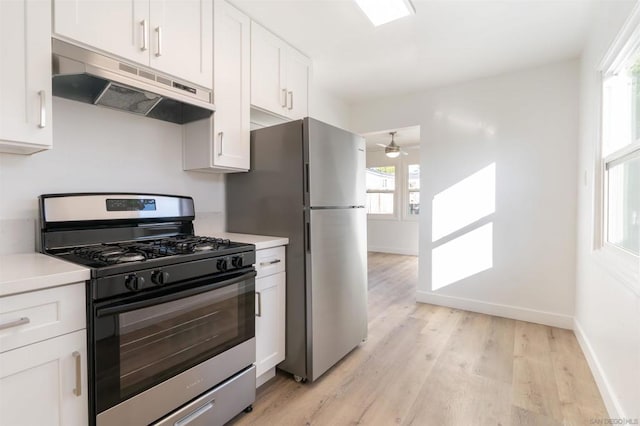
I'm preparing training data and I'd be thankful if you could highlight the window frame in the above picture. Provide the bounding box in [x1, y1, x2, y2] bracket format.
[595, 4, 640, 293]
[366, 165, 398, 219]
[404, 163, 420, 220]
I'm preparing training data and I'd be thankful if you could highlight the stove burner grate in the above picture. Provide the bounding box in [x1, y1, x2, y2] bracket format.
[69, 236, 233, 265]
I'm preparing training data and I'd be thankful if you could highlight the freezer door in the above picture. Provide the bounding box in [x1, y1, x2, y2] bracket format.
[306, 118, 366, 207]
[308, 207, 368, 381]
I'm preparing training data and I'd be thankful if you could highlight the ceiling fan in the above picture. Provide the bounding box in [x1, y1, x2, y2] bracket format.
[377, 132, 408, 158]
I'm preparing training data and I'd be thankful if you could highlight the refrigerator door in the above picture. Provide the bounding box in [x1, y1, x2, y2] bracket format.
[308, 207, 368, 381]
[305, 118, 366, 208]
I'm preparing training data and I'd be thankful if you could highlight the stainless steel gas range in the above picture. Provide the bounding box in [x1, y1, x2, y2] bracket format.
[39, 193, 256, 426]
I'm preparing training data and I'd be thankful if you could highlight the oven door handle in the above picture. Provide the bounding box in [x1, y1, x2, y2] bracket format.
[95, 270, 256, 317]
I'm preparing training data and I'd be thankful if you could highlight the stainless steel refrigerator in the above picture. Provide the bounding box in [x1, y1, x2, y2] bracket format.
[226, 117, 368, 382]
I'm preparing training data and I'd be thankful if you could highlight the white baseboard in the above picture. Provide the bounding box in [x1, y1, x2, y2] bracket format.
[415, 290, 573, 329]
[256, 367, 276, 388]
[573, 319, 623, 418]
[368, 246, 418, 256]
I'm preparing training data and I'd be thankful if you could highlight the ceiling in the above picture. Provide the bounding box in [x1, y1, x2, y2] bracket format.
[230, 0, 595, 104]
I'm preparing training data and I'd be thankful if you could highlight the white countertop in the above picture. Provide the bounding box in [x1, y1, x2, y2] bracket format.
[0, 253, 90, 297]
[216, 232, 288, 251]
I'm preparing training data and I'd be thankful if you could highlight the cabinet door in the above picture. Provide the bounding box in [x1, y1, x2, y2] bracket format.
[53, 0, 149, 65]
[0, 0, 52, 154]
[250, 22, 287, 115]
[149, 0, 213, 89]
[0, 330, 88, 426]
[212, 1, 250, 170]
[285, 48, 310, 120]
[255, 272, 286, 377]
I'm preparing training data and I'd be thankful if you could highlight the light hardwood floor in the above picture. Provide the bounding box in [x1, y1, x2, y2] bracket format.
[230, 252, 607, 425]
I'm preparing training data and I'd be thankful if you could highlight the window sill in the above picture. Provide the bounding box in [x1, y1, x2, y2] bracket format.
[592, 245, 640, 296]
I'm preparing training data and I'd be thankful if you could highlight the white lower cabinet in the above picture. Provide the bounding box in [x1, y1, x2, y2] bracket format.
[0, 282, 87, 425]
[254, 246, 286, 386]
[0, 329, 88, 426]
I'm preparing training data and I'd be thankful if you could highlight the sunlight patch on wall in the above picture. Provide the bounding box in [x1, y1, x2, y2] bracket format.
[432, 163, 496, 242]
[432, 222, 494, 290]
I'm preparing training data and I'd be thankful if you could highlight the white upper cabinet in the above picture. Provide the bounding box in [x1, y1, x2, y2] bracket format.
[0, 0, 53, 154]
[148, 0, 213, 88]
[53, 0, 213, 89]
[286, 48, 310, 120]
[53, 0, 148, 65]
[250, 22, 309, 120]
[251, 23, 287, 115]
[183, 0, 250, 172]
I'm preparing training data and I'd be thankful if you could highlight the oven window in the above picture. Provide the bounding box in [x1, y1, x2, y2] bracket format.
[94, 275, 254, 413]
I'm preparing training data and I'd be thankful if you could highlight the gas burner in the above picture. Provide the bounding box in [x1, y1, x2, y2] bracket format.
[159, 236, 232, 254]
[193, 243, 214, 252]
[72, 244, 150, 265]
[116, 252, 147, 263]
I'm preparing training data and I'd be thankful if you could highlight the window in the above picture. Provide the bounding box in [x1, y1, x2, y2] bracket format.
[366, 166, 396, 215]
[408, 164, 420, 215]
[602, 45, 640, 256]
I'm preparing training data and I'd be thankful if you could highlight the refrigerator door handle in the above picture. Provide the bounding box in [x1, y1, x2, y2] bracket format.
[306, 222, 311, 252]
[305, 163, 310, 194]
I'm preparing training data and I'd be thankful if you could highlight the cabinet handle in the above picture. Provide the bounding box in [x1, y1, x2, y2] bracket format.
[281, 88, 287, 108]
[155, 26, 162, 57]
[259, 259, 281, 266]
[256, 291, 262, 317]
[0, 317, 30, 331]
[288, 91, 293, 111]
[217, 131, 224, 156]
[72, 351, 82, 397]
[140, 20, 148, 51]
[38, 91, 46, 128]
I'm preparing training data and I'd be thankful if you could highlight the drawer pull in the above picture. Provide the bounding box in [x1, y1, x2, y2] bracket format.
[259, 259, 281, 266]
[176, 401, 214, 426]
[0, 317, 30, 331]
[256, 291, 262, 317]
[72, 351, 82, 396]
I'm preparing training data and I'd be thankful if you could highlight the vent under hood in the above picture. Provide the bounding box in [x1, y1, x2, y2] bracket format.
[52, 39, 214, 125]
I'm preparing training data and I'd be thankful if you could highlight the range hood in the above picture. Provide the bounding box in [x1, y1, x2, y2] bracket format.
[52, 39, 214, 125]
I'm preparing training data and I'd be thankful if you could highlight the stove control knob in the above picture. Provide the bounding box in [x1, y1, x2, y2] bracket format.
[151, 271, 170, 286]
[231, 256, 243, 268]
[125, 274, 144, 292]
[217, 259, 228, 272]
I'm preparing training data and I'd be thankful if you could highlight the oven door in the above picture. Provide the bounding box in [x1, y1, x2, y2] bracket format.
[92, 269, 256, 417]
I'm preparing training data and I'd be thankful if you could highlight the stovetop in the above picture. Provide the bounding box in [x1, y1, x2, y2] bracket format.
[48, 234, 254, 277]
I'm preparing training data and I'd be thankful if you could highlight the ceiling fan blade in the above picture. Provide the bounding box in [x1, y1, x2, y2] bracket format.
[376, 143, 387, 148]
[401, 151, 409, 156]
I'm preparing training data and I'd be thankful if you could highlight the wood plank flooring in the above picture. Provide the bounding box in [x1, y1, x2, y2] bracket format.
[229, 252, 607, 426]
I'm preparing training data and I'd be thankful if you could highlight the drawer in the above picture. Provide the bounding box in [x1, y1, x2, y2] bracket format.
[0, 283, 86, 353]
[255, 246, 285, 278]
[152, 365, 255, 426]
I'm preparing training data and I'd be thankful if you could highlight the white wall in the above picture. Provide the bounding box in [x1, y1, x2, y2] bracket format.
[0, 98, 225, 254]
[366, 149, 419, 255]
[575, 1, 640, 418]
[351, 59, 580, 328]
[309, 83, 351, 131]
